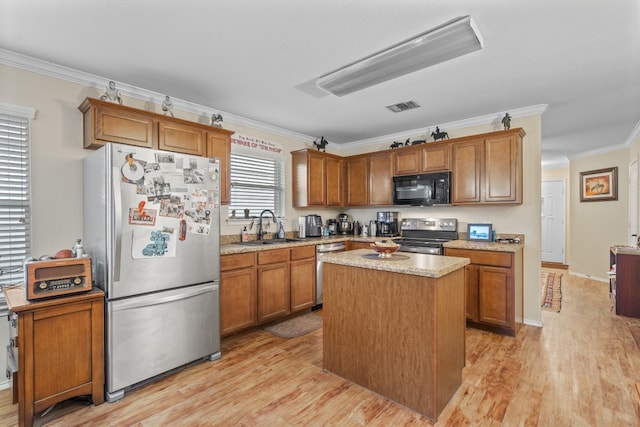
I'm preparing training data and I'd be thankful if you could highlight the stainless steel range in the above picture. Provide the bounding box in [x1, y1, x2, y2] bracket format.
[396, 218, 458, 255]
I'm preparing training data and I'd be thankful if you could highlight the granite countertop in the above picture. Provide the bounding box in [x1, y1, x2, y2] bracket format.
[221, 235, 387, 255]
[443, 239, 524, 253]
[611, 245, 640, 256]
[320, 249, 470, 279]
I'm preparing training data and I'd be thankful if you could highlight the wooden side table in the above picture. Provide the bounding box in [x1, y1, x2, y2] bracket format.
[5, 287, 104, 427]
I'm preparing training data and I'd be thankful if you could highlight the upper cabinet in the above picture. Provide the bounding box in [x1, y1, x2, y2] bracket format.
[451, 128, 525, 205]
[291, 149, 344, 207]
[393, 142, 451, 175]
[79, 97, 234, 203]
[345, 154, 369, 206]
[367, 151, 393, 206]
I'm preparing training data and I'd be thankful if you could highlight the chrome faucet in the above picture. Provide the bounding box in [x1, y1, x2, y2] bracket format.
[257, 209, 277, 240]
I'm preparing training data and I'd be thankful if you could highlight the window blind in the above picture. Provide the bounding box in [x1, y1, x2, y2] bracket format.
[0, 113, 31, 287]
[228, 153, 284, 218]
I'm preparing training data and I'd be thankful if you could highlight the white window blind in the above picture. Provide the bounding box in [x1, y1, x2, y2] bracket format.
[0, 113, 31, 287]
[228, 153, 284, 218]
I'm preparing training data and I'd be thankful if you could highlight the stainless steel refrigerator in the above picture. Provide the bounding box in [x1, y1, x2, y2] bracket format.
[83, 143, 221, 402]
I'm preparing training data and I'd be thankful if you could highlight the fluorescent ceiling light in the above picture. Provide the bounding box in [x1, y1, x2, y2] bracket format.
[315, 16, 483, 97]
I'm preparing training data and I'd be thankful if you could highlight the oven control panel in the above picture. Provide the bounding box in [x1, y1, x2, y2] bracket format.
[401, 218, 457, 232]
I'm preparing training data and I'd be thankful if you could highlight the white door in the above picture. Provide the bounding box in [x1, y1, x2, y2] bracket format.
[541, 180, 566, 263]
[629, 157, 638, 246]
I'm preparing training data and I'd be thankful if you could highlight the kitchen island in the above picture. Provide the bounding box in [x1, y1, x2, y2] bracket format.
[321, 249, 470, 421]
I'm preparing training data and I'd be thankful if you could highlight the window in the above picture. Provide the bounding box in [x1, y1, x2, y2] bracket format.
[0, 109, 32, 289]
[228, 153, 284, 218]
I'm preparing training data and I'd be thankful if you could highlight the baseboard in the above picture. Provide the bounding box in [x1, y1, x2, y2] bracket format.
[541, 261, 568, 269]
[0, 379, 10, 391]
[568, 270, 608, 283]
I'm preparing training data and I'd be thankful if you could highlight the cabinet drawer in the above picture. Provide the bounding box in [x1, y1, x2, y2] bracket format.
[258, 249, 289, 265]
[445, 248, 512, 268]
[221, 253, 255, 271]
[291, 245, 316, 261]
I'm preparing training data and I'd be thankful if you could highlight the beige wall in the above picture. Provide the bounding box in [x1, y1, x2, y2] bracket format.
[0, 63, 544, 326]
[569, 149, 629, 280]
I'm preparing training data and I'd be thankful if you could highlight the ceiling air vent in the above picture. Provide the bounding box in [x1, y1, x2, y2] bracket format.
[385, 100, 421, 113]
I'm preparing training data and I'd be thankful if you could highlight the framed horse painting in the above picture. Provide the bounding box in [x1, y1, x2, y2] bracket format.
[579, 166, 618, 202]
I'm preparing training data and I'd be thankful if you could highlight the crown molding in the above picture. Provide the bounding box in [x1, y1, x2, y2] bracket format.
[624, 119, 640, 146]
[335, 104, 549, 152]
[567, 142, 629, 161]
[0, 48, 317, 144]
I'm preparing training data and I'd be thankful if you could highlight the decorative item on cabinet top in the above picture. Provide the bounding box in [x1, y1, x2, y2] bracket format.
[313, 136, 328, 152]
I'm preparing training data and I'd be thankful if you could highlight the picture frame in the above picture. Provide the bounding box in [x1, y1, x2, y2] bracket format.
[579, 167, 618, 202]
[467, 223, 493, 242]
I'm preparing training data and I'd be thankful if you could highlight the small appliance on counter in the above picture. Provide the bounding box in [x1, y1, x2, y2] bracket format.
[376, 211, 400, 237]
[305, 214, 323, 237]
[336, 213, 353, 235]
[326, 219, 337, 235]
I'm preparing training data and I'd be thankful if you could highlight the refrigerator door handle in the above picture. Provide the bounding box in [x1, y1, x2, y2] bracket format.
[111, 283, 218, 312]
[112, 166, 123, 283]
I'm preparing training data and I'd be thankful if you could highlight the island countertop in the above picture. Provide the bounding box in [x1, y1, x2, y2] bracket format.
[320, 249, 470, 278]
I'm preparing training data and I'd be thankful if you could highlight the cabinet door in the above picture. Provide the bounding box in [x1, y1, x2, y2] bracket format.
[206, 132, 231, 204]
[326, 155, 344, 207]
[158, 121, 205, 156]
[484, 134, 521, 203]
[92, 105, 155, 149]
[307, 151, 327, 206]
[477, 265, 512, 328]
[290, 258, 316, 312]
[422, 144, 451, 172]
[394, 148, 421, 175]
[368, 152, 393, 206]
[345, 155, 369, 206]
[451, 139, 483, 204]
[257, 263, 290, 322]
[220, 268, 257, 335]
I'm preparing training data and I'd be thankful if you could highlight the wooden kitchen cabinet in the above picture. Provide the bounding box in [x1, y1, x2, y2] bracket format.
[221, 245, 317, 334]
[158, 120, 205, 156]
[220, 252, 257, 336]
[451, 128, 524, 205]
[444, 247, 523, 336]
[289, 245, 316, 312]
[206, 131, 232, 205]
[5, 288, 105, 427]
[291, 149, 344, 207]
[345, 154, 369, 206]
[368, 151, 394, 205]
[346, 241, 372, 251]
[79, 97, 156, 149]
[393, 143, 451, 175]
[257, 249, 291, 322]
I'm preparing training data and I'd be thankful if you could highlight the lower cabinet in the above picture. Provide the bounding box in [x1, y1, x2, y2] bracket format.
[346, 241, 372, 251]
[5, 288, 105, 427]
[257, 249, 291, 322]
[220, 245, 316, 336]
[444, 247, 523, 336]
[220, 252, 257, 336]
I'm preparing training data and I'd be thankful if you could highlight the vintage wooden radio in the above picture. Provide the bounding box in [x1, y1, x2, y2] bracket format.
[24, 257, 92, 300]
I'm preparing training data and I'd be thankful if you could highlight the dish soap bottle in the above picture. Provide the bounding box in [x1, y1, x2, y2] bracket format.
[277, 221, 285, 239]
[241, 226, 249, 242]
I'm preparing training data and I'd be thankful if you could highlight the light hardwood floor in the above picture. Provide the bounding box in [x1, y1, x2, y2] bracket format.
[1, 269, 639, 426]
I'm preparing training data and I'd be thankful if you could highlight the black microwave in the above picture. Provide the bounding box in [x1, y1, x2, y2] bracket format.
[392, 172, 451, 206]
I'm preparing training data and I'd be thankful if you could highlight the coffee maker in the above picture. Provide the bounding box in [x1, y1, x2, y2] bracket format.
[376, 211, 400, 237]
[305, 215, 323, 237]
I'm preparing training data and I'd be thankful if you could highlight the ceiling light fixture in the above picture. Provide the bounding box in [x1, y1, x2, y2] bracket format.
[315, 16, 483, 97]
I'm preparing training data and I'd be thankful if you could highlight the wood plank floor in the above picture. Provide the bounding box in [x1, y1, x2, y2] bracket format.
[1, 269, 639, 426]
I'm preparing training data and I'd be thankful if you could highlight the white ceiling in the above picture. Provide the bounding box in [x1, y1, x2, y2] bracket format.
[1, 0, 639, 166]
